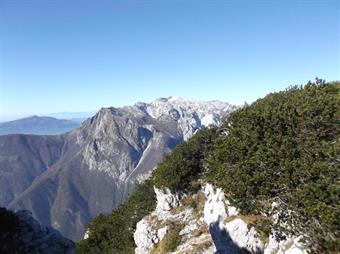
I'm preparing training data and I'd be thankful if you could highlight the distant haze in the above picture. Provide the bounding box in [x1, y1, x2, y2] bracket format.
[0, 116, 82, 135]
[0, 112, 96, 123]
[46, 112, 96, 120]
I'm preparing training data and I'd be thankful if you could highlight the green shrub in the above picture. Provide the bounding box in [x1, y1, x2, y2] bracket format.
[76, 181, 156, 254]
[151, 127, 218, 191]
[207, 80, 340, 252]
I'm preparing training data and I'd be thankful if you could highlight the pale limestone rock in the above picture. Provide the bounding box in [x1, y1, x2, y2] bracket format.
[154, 187, 180, 213]
[225, 200, 239, 216]
[173, 232, 214, 254]
[134, 187, 192, 254]
[203, 184, 227, 227]
[179, 220, 198, 236]
[135, 184, 309, 254]
[203, 184, 263, 253]
[154, 206, 194, 224]
[157, 227, 168, 240]
[201, 113, 217, 127]
[83, 228, 89, 240]
[265, 233, 285, 254]
[264, 234, 308, 254]
[284, 238, 308, 254]
[134, 219, 160, 254]
[225, 218, 263, 253]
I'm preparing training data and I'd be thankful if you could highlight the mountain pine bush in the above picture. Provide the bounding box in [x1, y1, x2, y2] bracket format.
[77, 80, 339, 253]
[207, 80, 339, 252]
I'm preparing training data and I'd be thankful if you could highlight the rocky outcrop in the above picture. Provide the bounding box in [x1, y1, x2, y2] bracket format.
[134, 218, 168, 254]
[0, 208, 74, 254]
[134, 185, 216, 254]
[83, 229, 89, 240]
[134, 184, 309, 254]
[203, 184, 262, 253]
[134, 187, 196, 254]
[265, 234, 307, 254]
[1, 98, 235, 241]
[154, 187, 180, 214]
[204, 184, 308, 254]
[134, 187, 185, 253]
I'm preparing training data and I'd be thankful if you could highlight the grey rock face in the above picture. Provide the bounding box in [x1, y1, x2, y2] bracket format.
[0, 134, 65, 207]
[1, 97, 236, 241]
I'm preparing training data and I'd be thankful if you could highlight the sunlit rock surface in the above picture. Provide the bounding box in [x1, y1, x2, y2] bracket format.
[134, 184, 308, 254]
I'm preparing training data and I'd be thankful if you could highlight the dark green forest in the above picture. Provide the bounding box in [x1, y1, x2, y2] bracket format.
[77, 80, 340, 254]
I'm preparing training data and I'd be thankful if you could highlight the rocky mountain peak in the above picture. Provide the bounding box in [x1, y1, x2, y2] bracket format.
[2, 97, 236, 241]
[71, 97, 236, 180]
[139, 97, 237, 140]
[77, 97, 235, 144]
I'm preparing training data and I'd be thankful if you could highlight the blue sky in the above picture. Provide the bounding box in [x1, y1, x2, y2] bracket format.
[0, 0, 339, 120]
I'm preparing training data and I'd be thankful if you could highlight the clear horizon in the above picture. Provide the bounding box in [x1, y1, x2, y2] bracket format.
[0, 0, 339, 121]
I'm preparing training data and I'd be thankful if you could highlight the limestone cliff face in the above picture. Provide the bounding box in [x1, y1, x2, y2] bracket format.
[134, 184, 308, 254]
[1, 97, 235, 241]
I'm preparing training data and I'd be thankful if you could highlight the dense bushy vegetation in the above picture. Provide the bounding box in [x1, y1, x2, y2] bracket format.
[207, 80, 339, 253]
[151, 126, 218, 191]
[77, 80, 339, 253]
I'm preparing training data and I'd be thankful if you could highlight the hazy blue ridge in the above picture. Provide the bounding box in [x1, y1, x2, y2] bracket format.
[0, 116, 81, 135]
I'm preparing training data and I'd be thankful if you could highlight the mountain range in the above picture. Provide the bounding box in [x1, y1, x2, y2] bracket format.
[0, 116, 82, 135]
[0, 97, 236, 241]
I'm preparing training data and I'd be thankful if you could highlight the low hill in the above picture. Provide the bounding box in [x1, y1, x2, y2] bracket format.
[0, 116, 80, 135]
